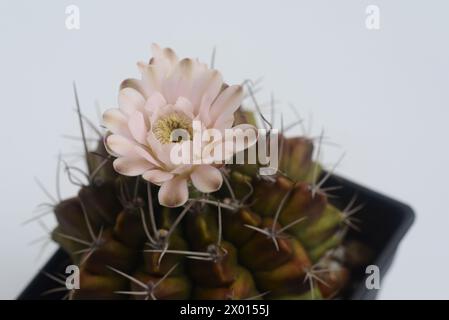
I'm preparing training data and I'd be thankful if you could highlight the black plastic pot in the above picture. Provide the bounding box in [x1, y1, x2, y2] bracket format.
[18, 174, 415, 300]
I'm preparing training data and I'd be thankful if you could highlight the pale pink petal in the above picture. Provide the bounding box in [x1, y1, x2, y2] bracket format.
[128, 111, 148, 144]
[119, 87, 146, 116]
[192, 69, 223, 113]
[162, 58, 194, 104]
[120, 78, 150, 99]
[150, 43, 164, 59]
[214, 114, 235, 131]
[150, 102, 177, 121]
[208, 85, 243, 124]
[106, 134, 136, 157]
[158, 177, 189, 207]
[137, 62, 160, 94]
[149, 44, 179, 85]
[158, 143, 177, 168]
[144, 91, 167, 114]
[190, 165, 223, 193]
[142, 169, 174, 185]
[146, 131, 180, 168]
[103, 108, 131, 138]
[162, 48, 179, 66]
[146, 130, 163, 154]
[134, 145, 162, 167]
[152, 138, 192, 170]
[113, 157, 154, 176]
[197, 94, 213, 126]
[170, 164, 193, 175]
[174, 96, 194, 118]
[151, 43, 179, 67]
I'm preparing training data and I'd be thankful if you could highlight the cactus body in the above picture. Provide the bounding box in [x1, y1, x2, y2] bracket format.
[48, 112, 368, 300]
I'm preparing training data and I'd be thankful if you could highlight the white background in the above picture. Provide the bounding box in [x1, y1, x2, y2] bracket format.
[1, 0, 448, 299]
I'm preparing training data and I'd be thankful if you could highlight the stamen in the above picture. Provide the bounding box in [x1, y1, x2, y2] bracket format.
[153, 112, 192, 144]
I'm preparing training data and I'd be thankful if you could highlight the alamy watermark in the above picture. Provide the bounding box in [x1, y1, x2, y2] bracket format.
[365, 264, 381, 290]
[65, 265, 80, 290]
[65, 5, 80, 30]
[365, 5, 380, 30]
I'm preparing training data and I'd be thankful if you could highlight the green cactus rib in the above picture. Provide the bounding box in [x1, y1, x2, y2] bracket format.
[47, 110, 370, 300]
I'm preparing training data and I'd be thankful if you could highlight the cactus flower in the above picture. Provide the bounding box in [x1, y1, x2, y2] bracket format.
[103, 44, 257, 207]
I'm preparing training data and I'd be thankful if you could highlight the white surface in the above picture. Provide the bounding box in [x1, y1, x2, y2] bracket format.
[1, 0, 448, 299]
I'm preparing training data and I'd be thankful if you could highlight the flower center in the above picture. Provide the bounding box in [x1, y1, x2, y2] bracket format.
[152, 112, 193, 144]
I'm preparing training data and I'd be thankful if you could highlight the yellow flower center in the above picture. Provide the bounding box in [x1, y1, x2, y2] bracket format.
[153, 112, 193, 144]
